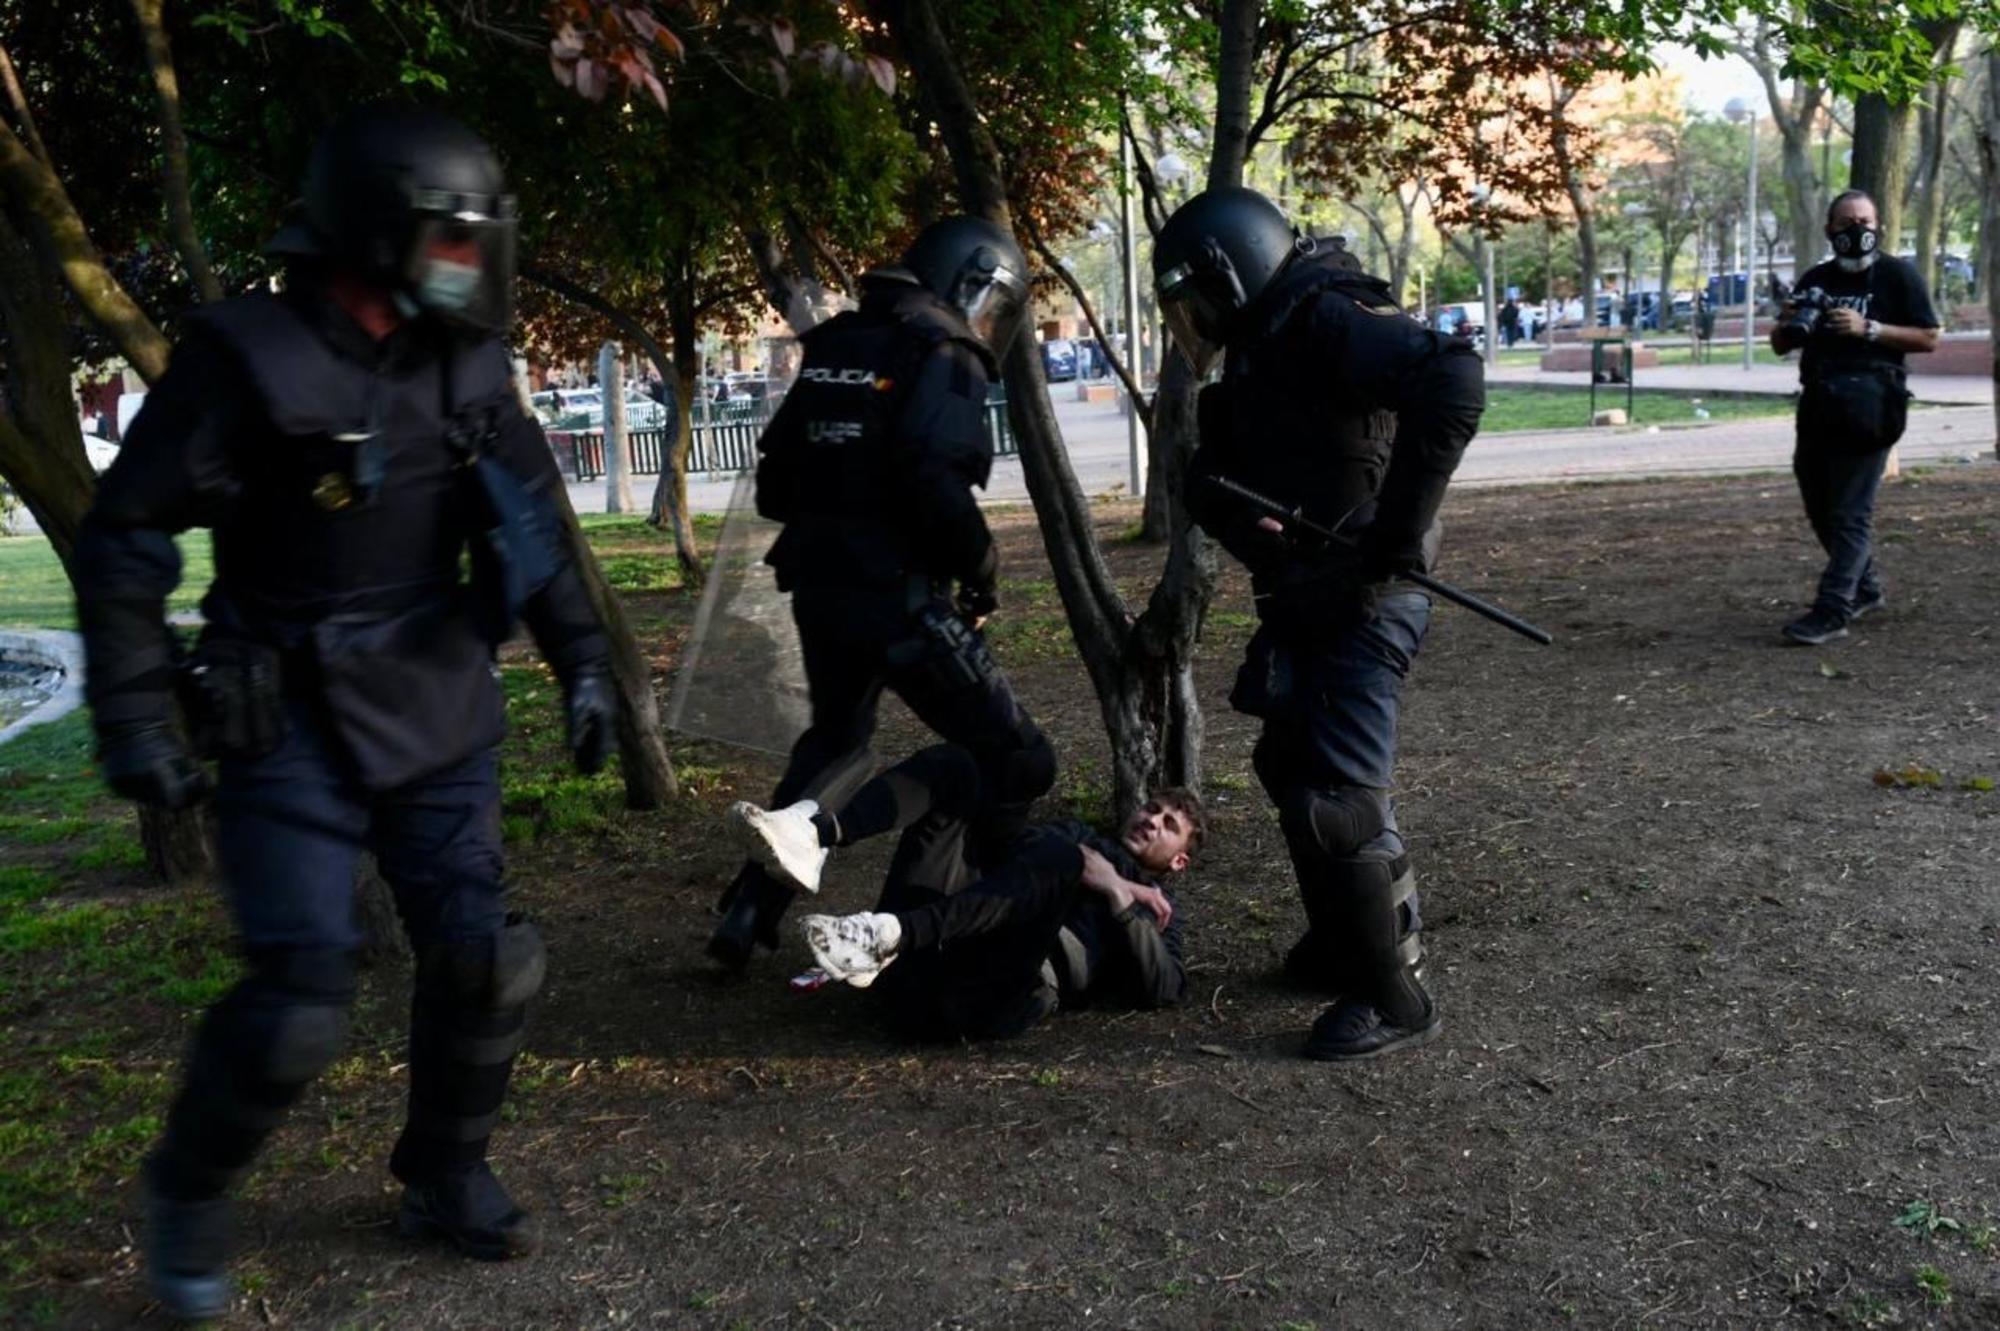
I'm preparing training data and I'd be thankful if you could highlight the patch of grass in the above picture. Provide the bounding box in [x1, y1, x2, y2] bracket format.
[598, 1172, 649, 1209]
[0, 531, 212, 630]
[1913, 1263, 1951, 1307]
[0, 712, 110, 823]
[0, 815, 91, 846]
[1842, 1292, 1898, 1327]
[68, 838, 147, 873]
[1895, 1199, 1962, 1237]
[1480, 386, 1791, 433]
[1054, 761, 1112, 827]
[503, 771, 625, 840]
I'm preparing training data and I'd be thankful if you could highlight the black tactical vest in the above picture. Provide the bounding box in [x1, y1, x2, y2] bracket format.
[188, 293, 515, 789]
[1218, 252, 1402, 534]
[762, 286, 993, 590]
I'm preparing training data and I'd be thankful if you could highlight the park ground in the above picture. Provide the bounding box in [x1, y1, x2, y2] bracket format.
[2, 461, 1998, 1328]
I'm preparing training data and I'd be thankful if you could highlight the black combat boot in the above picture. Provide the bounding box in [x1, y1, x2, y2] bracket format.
[1302, 857, 1440, 1061]
[392, 922, 543, 1260]
[143, 1166, 234, 1322]
[705, 863, 792, 971]
[398, 1161, 538, 1260]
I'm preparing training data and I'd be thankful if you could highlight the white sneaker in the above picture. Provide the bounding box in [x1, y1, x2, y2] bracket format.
[728, 799, 829, 894]
[800, 913, 902, 988]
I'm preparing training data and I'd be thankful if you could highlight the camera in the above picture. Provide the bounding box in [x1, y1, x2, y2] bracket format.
[1782, 289, 1830, 337]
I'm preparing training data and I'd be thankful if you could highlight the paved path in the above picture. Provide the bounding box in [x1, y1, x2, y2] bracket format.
[625, 392, 1996, 517]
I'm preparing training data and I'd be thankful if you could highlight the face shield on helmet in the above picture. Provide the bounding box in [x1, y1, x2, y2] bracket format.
[1157, 248, 1246, 376]
[950, 251, 1029, 353]
[400, 186, 518, 335]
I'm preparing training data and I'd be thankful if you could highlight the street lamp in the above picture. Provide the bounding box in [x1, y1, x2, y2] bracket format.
[1118, 123, 1145, 497]
[1725, 96, 1760, 371]
[1471, 184, 1496, 366]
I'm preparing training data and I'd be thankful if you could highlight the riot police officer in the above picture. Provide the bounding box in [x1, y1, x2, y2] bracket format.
[708, 217, 1057, 969]
[1155, 187, 1485, 1062]
[74, 106, 614, 1319]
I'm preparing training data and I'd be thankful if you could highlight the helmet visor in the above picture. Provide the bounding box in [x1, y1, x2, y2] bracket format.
[956, 264, 1029, 353]
[1158, 262, 1229, 375]
[404, 190, 518, 334]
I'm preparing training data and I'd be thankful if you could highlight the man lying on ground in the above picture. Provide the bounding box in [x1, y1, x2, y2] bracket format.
[727, 743, 1203, 1040]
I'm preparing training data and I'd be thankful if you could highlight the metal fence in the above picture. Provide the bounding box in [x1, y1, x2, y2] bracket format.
[555, 388, 1016, 483]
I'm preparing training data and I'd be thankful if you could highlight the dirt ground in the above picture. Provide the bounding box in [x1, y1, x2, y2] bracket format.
[8, 462, 2000, 1328]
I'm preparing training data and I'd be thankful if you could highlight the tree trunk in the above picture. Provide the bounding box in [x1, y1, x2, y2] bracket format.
[1777, 110, 1826, 275]
[1979, 45, 1999, 458]
[1552, 88, 1598, 326]
[1657, 237, 1677, 331]
[1849, 95, 1913, 252]
[647, 278, 703, 581]
[1909, 22, 1963, 296]
[743, 224, 824, 336]
[129, 0, 222, 304]
[1208, 0, 1264, 191]
[598, 341, 635, 514]
[550, 476, 677, 807]
[353, 855, 410, 968]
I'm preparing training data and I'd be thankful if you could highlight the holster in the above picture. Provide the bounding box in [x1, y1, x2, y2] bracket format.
[178, 633, 287, 760]
[886, 601, 997, 692]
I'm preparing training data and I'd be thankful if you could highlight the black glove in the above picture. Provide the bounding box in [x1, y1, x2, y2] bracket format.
[98, 723, 211, 810]
[1256, 554, 1379, 640]
[1356, 526, 1427, 585]
[955, 581, 998, 624]
[564, 668, 617, 776]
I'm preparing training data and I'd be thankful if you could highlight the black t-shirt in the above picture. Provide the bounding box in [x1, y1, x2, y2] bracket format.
[1794, 255, 1940, 373]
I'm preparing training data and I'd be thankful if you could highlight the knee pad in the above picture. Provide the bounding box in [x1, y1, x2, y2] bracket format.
[1277, 784, 1388, 866]
[417, 915, 547, 1015]
[993, 724, 1057, 806]
[231, 947, 357, 1085]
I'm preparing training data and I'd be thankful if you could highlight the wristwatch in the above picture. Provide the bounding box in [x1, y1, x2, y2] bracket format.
[1864, 319, 1882, 342]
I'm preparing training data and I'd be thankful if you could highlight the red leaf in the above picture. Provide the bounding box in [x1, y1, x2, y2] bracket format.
[550, 50, 576, 88]
[864, 53, 896, 97]
[576, 57, 606, 101]
[768, 55, 791, 97]
[642, 69, 668, 112]
[655, 25, 685, 61]
[771, 17, 797, 57]
[551, 23, 584, 59]
[626, 6, 660, 42]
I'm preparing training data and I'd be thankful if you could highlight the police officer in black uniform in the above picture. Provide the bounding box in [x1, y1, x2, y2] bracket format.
[1155, 187, 1485, 1062]
[74, 107, 614, 1319]
[707, 217, 1057, 969]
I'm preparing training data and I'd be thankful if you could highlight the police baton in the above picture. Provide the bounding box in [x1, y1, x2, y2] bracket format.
[1203, 475, 1554, 646]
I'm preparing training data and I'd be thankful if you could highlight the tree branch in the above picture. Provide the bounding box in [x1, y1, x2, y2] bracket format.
[130, 0, 224, 303]
[0, 111, 170, 383]
[0, 42, 49, 165]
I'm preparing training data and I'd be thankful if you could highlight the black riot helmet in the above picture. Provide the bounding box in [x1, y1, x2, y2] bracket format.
[267, 105, 518, 335]
[900, 216, 1031, 354]
[1152, 187, 1307, 374]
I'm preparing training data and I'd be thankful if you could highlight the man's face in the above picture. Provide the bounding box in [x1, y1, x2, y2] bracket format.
[1120, 797, 1196, 876]
[1827, 197, 1878, 240]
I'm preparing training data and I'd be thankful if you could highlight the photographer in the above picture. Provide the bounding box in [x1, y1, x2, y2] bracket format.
[1772, 190, 1941, 646]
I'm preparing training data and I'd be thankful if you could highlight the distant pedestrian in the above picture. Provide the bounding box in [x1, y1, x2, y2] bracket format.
[1771, 189, 1942, 646]
[1499, 298, 1521, 348]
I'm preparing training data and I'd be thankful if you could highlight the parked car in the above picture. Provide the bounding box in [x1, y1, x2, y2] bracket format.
[1040, 338, 1079, 383]
[532, 387, 669, 431]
